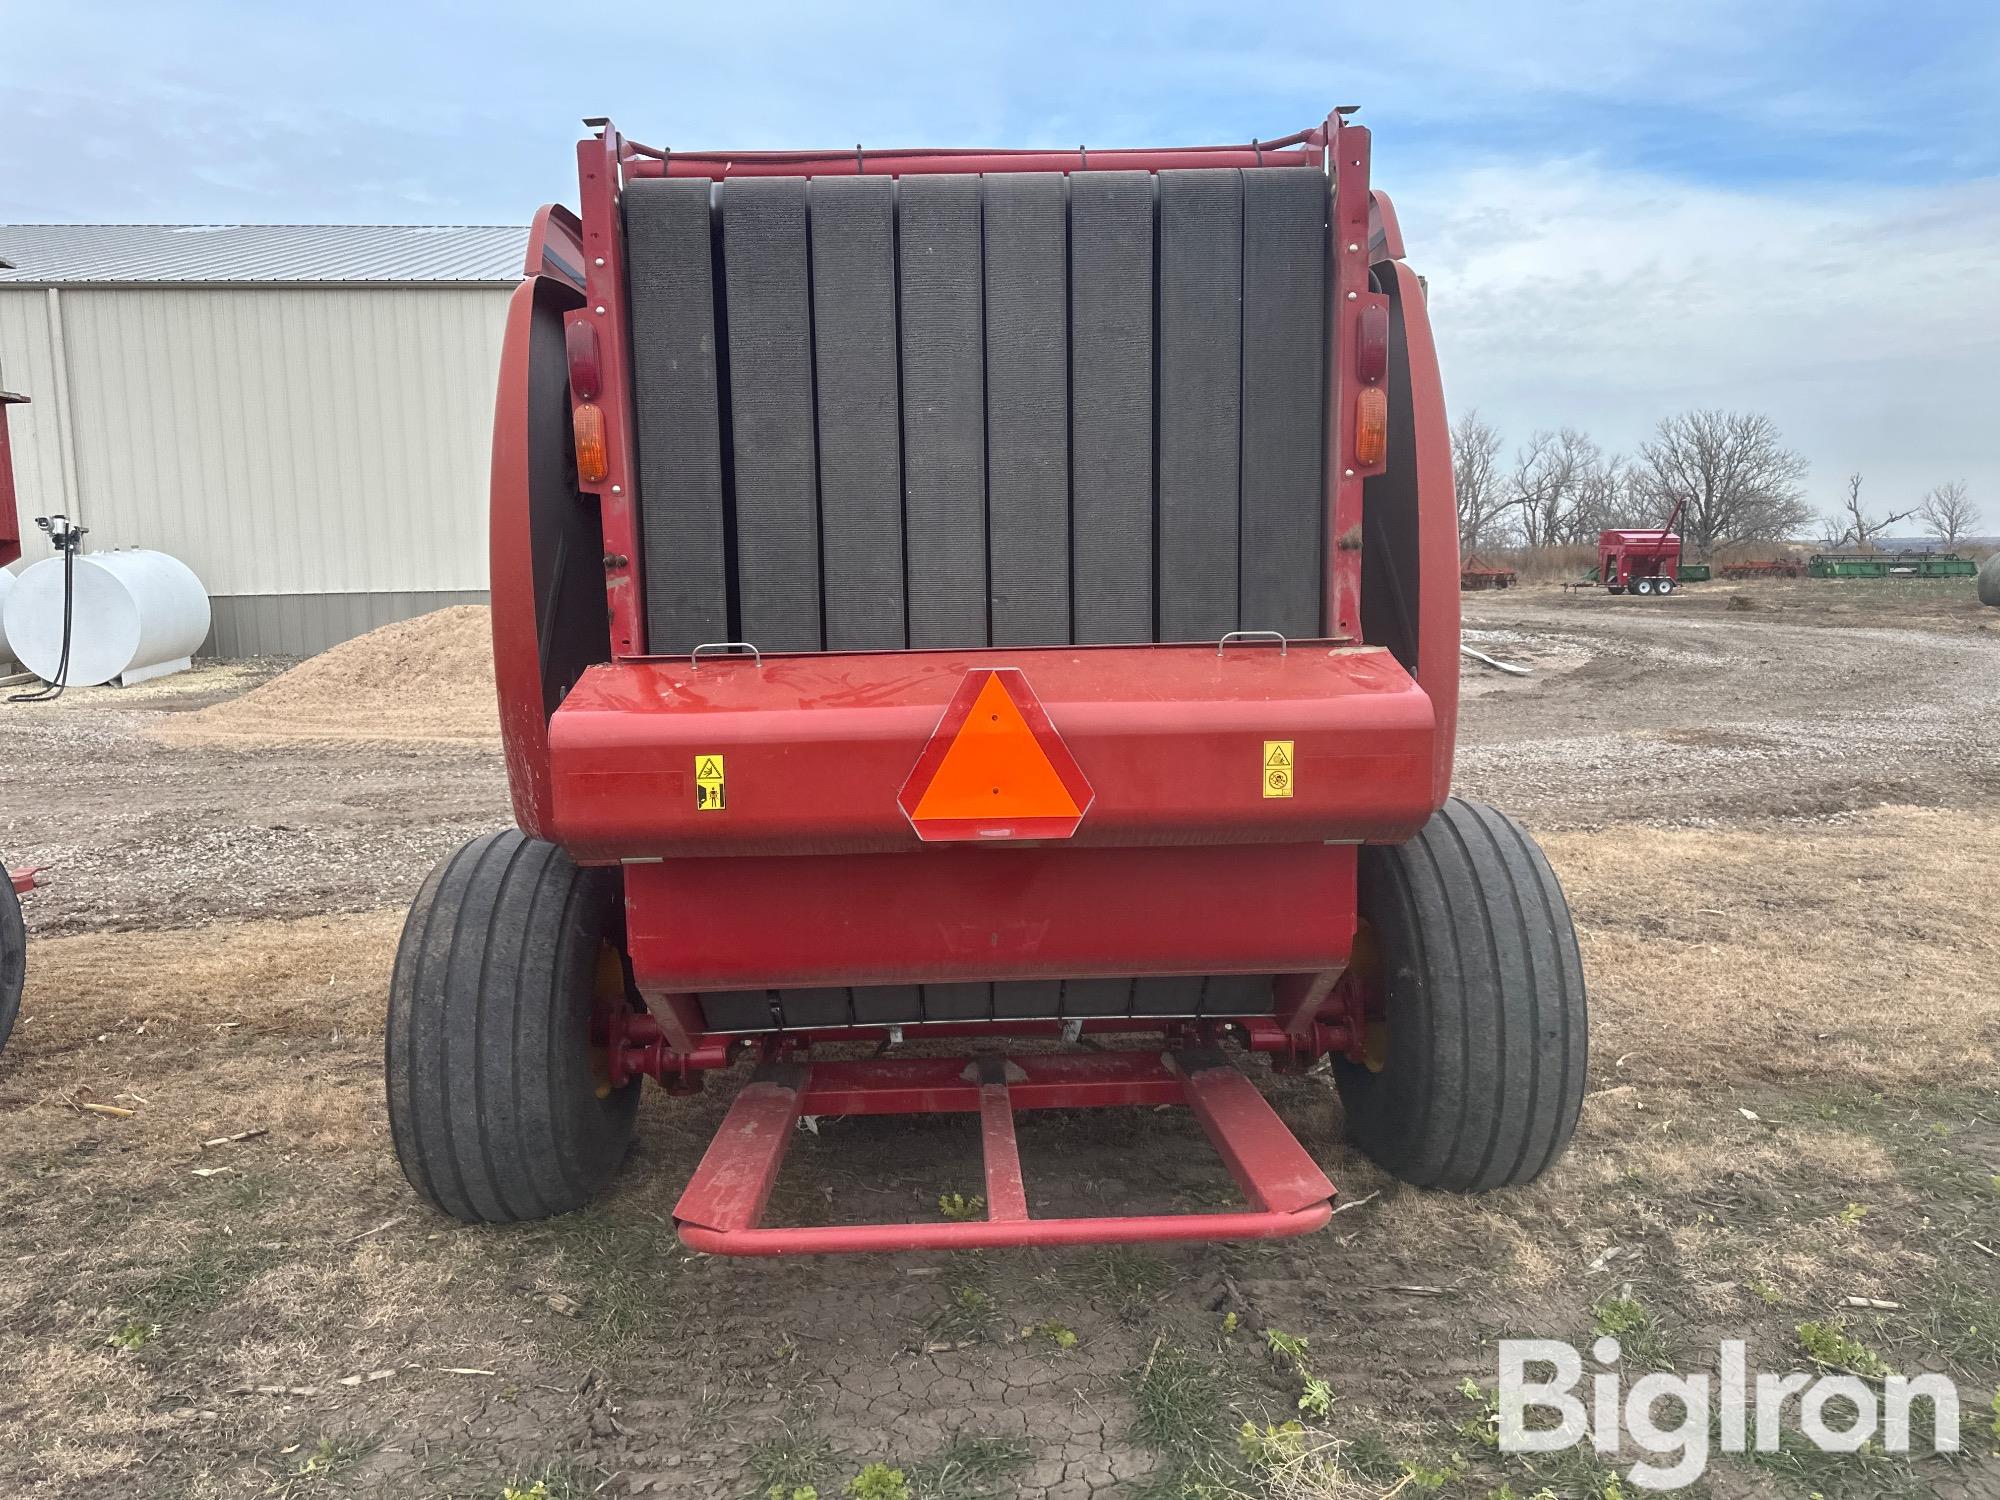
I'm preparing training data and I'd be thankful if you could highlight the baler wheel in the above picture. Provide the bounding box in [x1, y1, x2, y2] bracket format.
[386, 829, 640, 1223]
[0, 867, 23, 1057]
[1334, 797, 1587, 1191]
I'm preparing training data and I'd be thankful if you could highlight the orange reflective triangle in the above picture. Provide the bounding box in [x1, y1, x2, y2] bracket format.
[911, 672, 1082, 823]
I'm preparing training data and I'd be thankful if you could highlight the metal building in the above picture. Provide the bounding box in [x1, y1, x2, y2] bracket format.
[0, 224, 526, 656]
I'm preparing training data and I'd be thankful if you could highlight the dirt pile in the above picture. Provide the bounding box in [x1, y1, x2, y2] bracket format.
[157, 605, 500, 746]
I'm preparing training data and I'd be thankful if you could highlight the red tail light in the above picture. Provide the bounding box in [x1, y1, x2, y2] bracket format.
[1356, 304, 1389, 385]
[565, 320, 602, 401]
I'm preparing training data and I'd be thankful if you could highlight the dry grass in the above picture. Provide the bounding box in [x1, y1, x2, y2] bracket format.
[3, 809, 1998, 1495]
[1543, 805, 2000, 1089]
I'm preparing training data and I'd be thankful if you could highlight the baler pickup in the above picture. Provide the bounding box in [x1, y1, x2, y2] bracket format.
[673, 1051, 1335, 1255]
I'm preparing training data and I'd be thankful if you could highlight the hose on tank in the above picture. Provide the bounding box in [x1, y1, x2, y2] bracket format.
[9, 515, 85, 704]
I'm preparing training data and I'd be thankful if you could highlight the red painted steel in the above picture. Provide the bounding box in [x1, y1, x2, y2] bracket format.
[1380, 259, 1463, 805]
[672, 1073, 805, 1233]
[1178, 1060, 1337, 1213]
[573, 128, 646, 657]
[547, 643, 1433, 859]
[1327, 117, 1383, 640]
[977, 1074, 1031, 1222]
[625, 841, 1356, 991]
[523, 203, 586, 291]
[0, 390, 27, 570]
[489, 276, 577, 838]
[1367, 189, 1406, 264]
[8, 868, 38, 897]
[671, 1051, 1336, 1255]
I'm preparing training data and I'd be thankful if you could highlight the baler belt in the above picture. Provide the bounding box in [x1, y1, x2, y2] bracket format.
[1240, 169, 1329, 639]
[723, 178, 823, 652]
[897, 175, 990, 648]
[623, 178, 731, 650]
[708, 976, 1278, 1032]
[982, 173, 1071, 646]
[1069, 172, 1156, 644]
[809, 176, 907, 651]
[623, 165, 1331, 657]
[1156, 169, 1244, 642]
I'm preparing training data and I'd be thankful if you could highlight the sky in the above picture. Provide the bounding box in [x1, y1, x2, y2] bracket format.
[4, 0, 1996, 531]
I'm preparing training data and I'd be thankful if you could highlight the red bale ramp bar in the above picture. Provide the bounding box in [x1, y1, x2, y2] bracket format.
[672, 1051, 1336, 1256]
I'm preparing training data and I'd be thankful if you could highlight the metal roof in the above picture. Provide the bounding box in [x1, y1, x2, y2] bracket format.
[0, 224, 528, 285]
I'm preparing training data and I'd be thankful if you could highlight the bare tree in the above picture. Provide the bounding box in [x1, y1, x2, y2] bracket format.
[1451, 410, 1508, 554]
[1508, 427, 1604, 549]
[1822, 472, 1917, 551]
[1636, 410, 1811, 557]
[1917, 480, 1977, 547]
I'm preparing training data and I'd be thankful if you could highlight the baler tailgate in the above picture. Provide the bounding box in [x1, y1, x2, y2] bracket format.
[673, 1052, 1336, 1255]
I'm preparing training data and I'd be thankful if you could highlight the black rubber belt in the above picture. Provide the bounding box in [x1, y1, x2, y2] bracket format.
[1068, 171, 1155, 644]
[1240, 169, 1329, 638]
[810, 176, 908, 651]
[1155, 169, 1244, 642]
[623, 177, 731, 653]
[723, 178, 823, 652]
[898, 175, 990, 648]
[982, 173, 1071, 645]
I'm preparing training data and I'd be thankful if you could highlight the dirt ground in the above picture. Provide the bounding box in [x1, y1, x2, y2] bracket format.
[2, 579, 1997, 1500]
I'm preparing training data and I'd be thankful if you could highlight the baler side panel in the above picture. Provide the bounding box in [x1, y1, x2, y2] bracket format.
[489, 272, 606, 836]
[1361, 260, 1459, 804]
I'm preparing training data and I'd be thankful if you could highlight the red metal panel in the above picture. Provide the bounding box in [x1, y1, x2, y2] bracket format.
[1327, 117, 1383, 641]
[573, 128, 646, 657]
[547, 643, 1434, 859]
[671, 1071, 806, 1233]
[680, 1204, 1330, 1255]
[1367, 189, 1406, 264]
[489, 277, 564, 837]
[0, 391, 26, 570]
[977, 1079, 1031, 1222]
[624, 842, 1355, 991]
[785, 1052, 1187, 1115]
[631, 136, 1325, 181]
[1380, 260, 1462, 805]
[523, 203, 587, 291]
[1178, 1058, 1337, 1214]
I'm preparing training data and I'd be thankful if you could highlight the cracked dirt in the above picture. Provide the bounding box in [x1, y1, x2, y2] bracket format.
[2, 579, 1997, 1499]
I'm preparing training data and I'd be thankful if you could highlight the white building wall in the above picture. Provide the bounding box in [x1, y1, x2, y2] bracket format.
[0, 283, 510, 652]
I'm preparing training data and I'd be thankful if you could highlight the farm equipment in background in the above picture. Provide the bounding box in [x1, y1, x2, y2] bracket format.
[1718, 558, 1807, 581]
[1807, 551, 1979, 579]
[1598, 498, 1686, 596]
[1459, 555, 1517, 591]
[384, 111, 1588, 1256]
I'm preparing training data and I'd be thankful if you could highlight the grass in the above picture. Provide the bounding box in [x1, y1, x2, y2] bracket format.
[904, 1436, 1031, 1499]
[1049, 1246, 1173, 1325]
[747, 1434, 838, 1499]
[1591, 1295, 1676, 1371]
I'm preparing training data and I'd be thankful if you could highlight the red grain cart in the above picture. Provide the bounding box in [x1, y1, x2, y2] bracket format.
[1599, 511, 1686, 596]
[386, 113, 1588, 1255]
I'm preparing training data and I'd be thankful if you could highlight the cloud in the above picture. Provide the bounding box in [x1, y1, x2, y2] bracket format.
[1399, 160, 2000, 524]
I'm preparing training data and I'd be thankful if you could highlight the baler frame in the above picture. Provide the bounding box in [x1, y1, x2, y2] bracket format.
[390, 108, 1589, 1258]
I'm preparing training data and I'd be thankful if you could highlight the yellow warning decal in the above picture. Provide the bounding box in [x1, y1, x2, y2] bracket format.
[695, 754, 726, 811]
[1262, 740, 1294, 799]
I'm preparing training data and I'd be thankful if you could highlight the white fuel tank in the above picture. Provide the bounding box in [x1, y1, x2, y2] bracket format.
[2, 549, 211, 687]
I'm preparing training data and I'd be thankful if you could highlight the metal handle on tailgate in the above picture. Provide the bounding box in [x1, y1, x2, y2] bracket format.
[689, 642, 763, 669]
[1217, 630, 1288, 658]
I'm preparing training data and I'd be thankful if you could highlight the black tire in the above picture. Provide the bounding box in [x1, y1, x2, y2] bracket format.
[0, 871, 23, 1058]
[1335, 798, 1587, 1191]
[1633, 576, 1654, 596]
[386, 829, 640, 1223]
[1657, 576, 1676, 595]
[1978, 554, 2000, 607]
